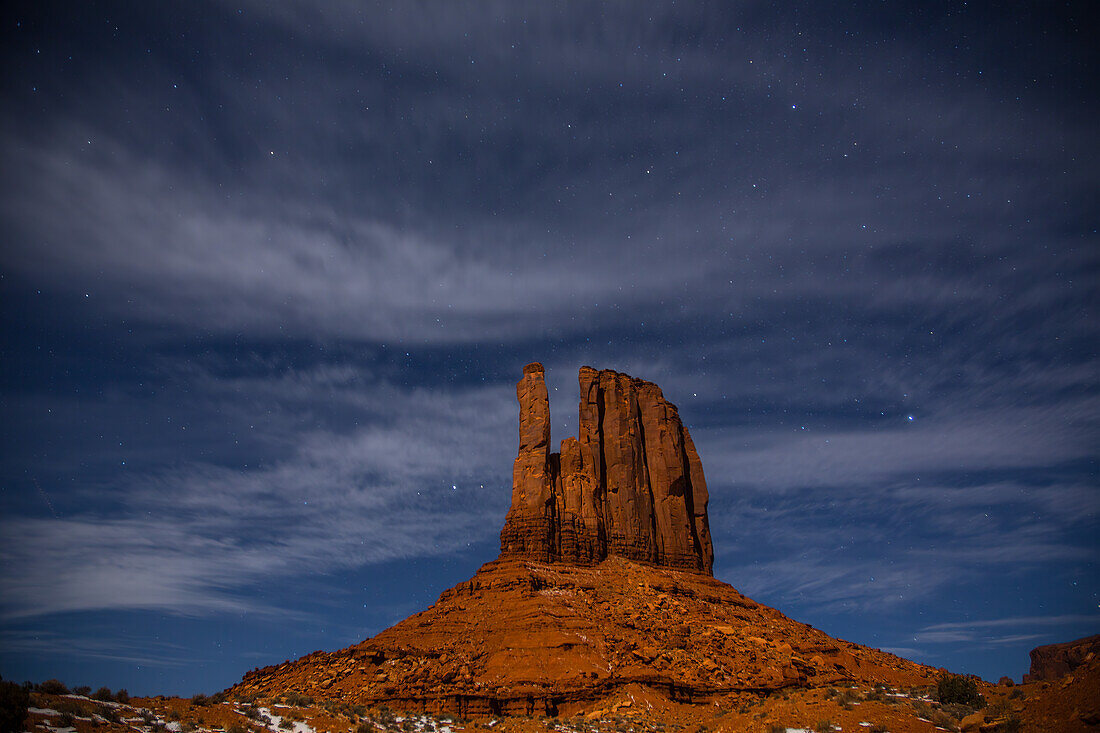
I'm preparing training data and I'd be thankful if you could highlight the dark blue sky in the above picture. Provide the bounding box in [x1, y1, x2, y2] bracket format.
[1, 1, 1096, 695]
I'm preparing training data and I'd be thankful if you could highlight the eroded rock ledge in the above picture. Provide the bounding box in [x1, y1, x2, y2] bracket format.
[499, 363, 714, 575]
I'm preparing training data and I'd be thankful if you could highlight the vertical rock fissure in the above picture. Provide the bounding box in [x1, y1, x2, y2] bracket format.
[595, 382, 608, 560]
[677, 422, 702, 566]
[633, 405, 661, 566]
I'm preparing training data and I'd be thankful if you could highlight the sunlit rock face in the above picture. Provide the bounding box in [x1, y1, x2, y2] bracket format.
[499, 363, 714, 575]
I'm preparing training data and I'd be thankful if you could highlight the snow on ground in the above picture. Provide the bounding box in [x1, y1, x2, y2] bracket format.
[28, 709, 61, 717]
[392, 716, 454, 733]
[256, 707, 316, 733]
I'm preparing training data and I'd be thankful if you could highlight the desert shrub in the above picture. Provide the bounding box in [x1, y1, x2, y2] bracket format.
[943, 702, 980, 720]
[98, 705, 121, 723]
[284, 694, 312, 707]
[181, 720, 197, 733]
[936, 674, 985, 708]
[115, 689, 130, 704]
[815, 720, 833, 732]
[0, 680, 31, 733]
[837, 688, 861, 708]
[1009, 687, 1023, 699]
[768, 725, 786, 733]
[868, 725, 889, 733]
[93, 687, 115, 702]
[375, 707, 395, 725]
[58, 712, 75, 727]
[38, 679, 70, 695]
[54, 700, 85, 716]
[74, 686, 92, 697]
[1000, 717, 1021, 732]
[356, 723, 374, 733]
[227, 723, 248, 733]
[191, 694, 209, 707]
[912, 700, 934, 719]
[278, 718, 293, 729]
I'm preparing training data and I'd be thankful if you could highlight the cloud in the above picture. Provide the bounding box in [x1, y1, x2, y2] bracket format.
[698, 400, 1098, 494]
[0, 372, 516, 621]
[921, 615, 1100, 633]
[0, 628, 192, 667]
[914, 615, 1100, 646]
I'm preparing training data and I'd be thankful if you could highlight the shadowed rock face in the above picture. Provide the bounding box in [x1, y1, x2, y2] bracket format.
[499, 363, 714, 575]
[1024, 634, 1100, 682]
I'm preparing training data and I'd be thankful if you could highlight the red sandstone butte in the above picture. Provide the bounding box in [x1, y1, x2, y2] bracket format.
[230, 363, 942, 715]
[500, 364, 713, 574]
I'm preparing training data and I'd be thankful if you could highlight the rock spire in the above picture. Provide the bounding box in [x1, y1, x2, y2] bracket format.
[499, 363, 714, 575]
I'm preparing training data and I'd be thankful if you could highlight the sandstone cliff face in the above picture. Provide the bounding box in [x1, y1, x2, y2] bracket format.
[499, 364, 713, 575]
[1024, 634, 1100, 682]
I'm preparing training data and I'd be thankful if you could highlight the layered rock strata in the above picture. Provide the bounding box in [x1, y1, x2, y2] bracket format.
[232, 556, 940, 715]
[499, 363, 713, 575]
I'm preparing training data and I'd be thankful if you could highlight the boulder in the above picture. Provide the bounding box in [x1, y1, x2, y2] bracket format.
[1024, 634, 1100, 682]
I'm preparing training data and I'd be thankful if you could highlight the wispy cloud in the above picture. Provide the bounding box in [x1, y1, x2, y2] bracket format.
[921, 615, 1100, 633]
[0, 371, 515, 621]
[0, 629, 193, 668]
[914, 616, 1100, 647]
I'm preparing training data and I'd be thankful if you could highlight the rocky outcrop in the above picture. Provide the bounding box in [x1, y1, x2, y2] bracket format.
[1024, 634, 1100, 682]
[232, 556, 940, 713]
[499, 364, 713, 575]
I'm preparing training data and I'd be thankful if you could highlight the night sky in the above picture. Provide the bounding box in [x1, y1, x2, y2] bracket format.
[1, 1, 1096, 696]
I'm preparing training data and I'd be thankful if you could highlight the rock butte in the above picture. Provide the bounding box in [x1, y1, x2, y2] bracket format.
[231, 364, 941, 715]
[500, 363, 713, 574]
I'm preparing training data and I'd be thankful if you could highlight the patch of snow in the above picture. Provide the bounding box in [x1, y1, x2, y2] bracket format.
[254, 708, 314, 733]
[165, 722, 181, 731]
[28, 709, 60, 717]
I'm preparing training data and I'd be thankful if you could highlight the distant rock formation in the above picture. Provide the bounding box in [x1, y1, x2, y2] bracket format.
[1024, 634, 1100, 682]
[499, 363, 714, 574]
